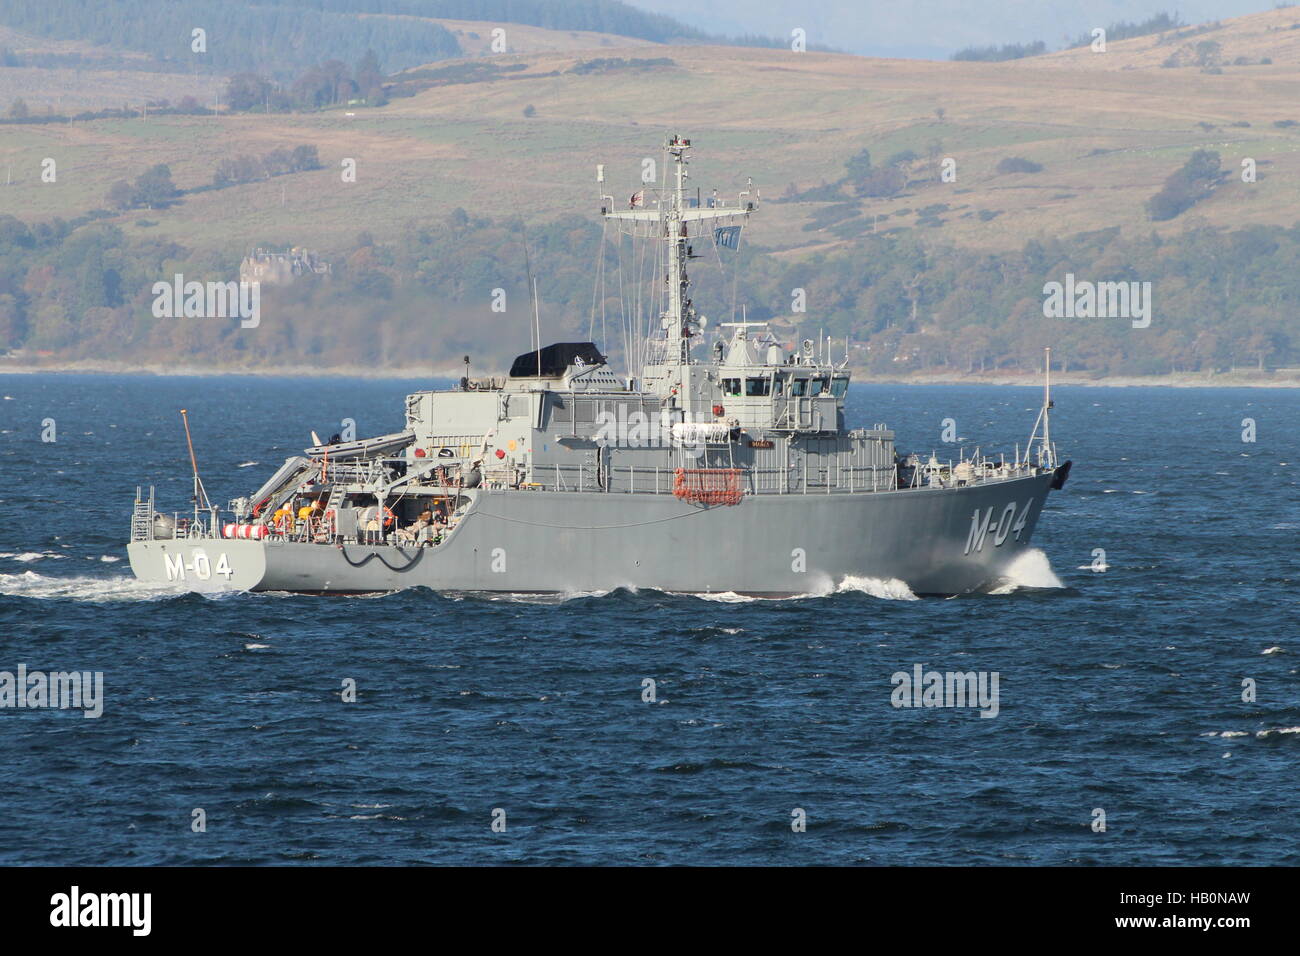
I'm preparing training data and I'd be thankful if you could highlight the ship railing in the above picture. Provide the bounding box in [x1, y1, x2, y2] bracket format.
[163, 503, 493, 545]
[786, 464, 897, 494]
[533, 463, 902, 495]
[527, 458, 1035, 497]
[254, 514, 337, 543]
[251, 513, 457, 548]
[130, 491, 230, 542]
[918, 458, 1035, 490]
[171, 513, 218, 540]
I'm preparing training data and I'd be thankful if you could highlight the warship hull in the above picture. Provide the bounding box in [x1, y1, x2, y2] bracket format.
[127, 471, 1056, 597]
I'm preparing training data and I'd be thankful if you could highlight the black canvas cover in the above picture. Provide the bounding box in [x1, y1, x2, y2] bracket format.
[508, 342, 606, 378]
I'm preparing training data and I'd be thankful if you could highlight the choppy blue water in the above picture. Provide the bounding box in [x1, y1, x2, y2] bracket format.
[0, 375, 1296, 865]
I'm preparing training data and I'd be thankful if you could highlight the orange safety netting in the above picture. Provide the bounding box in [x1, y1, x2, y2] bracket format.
[672, 468, 744, 506]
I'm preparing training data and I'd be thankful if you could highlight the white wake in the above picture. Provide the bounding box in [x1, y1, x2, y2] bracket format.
[688, 576, 918, 602]
[0, 570, 184, 603]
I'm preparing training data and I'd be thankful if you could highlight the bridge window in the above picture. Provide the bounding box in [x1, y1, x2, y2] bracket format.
[830, 376, 849, 398]
[808, 377, 828, 396]
[745, 377, 771, 397]
[790, 378, 807, 396]
[721, 378, 742, 396]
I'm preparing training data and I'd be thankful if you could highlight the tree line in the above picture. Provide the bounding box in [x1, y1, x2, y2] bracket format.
[951, 42, 1046, 63]
[1, 201, 1295, 377]
[100, 145, 322, 212]
[952, 10, 1188, 62]
[1148, 150, 1222, 221]
[0, 0, 460, 77]
[225, 51, 387, 112]
[214, 146, 323, 187]
[0, 0, 815, 83]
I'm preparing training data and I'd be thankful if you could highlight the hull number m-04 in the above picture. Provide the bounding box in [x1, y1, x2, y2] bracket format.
[965, 501, 1032, 555]
[164, 549, 233, 581]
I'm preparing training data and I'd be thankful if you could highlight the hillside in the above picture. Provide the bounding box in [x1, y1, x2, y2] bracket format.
[0, 7, 1298, 378]
[1027, 5, 1300, 70]
[423, 18, 660, 55]
[6, 8, 1300, 252]
[0, 25, 215, 111]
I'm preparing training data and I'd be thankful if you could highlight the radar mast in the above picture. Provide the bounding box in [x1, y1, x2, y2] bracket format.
[600, 135, 757, 373]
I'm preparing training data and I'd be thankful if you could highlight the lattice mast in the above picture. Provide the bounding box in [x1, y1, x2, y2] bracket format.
[600, 135, 756, 371]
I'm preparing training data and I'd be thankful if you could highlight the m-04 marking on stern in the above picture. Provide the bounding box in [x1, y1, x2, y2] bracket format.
[163, 549, 234, 581]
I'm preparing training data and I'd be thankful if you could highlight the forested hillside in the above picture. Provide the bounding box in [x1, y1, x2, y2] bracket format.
[1, 207, 1294, 377]
[0, 0, 703, 76]
[2, 6, 1299, 379]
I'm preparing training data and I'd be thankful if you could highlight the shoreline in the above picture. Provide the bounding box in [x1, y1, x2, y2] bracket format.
[1, 360, 1297, 388]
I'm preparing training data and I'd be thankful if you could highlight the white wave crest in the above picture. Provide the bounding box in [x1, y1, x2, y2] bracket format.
[693, 590, 763, 603]
[477, 587, 621, 604]
[1206, 727, 1300, 739]
[474, 578, 921, 603]
[834, 576, 919, 601]
[0, 570, 184, 603]
[1256, 727, 1300, 738]
[692, 577, 919, 602]
[988, 548, 1063, 594]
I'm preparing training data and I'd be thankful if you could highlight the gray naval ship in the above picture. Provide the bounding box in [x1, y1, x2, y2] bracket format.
[128, 135, 1070, 596]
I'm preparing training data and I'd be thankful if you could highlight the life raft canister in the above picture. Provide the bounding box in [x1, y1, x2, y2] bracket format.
[223, 523, 269, 539]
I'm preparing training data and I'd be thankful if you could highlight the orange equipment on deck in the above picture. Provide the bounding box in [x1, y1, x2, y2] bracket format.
[672, 468, 744, 506]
